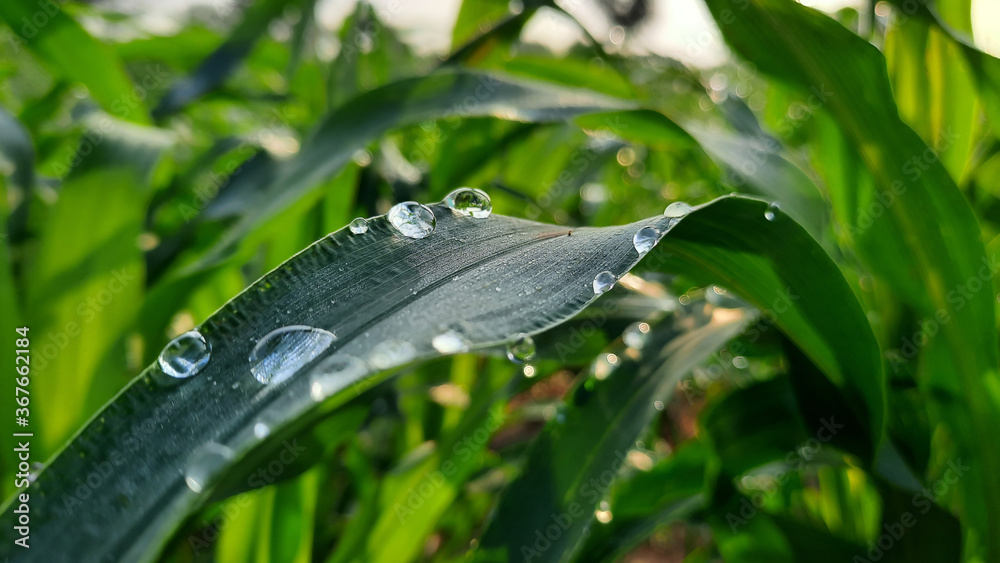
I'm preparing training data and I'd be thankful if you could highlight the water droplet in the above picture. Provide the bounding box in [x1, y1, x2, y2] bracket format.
[764, 202, 780, 221]
[632, 226, 660, 256]
[444, 187, 492, 218]
[593, 271, 616, 295]
[432, 330, 469, 354]
[309, 355, 367, 401]
[522, 364, 536, 378]
[609, 25, 625, 45]
[348, 217, 369, 234]
[595, 509, 613, 523]
[732, 356, 749, 369]
[623, 322, 651, 349]
[158, 330, 211, 379]
[253, 422, 270, 439]
[369, 340, 417, 370]
[663, 201, 693, 218]
[184, 442, 234, 493]
[249, 326, 336, 385]
[388, 201, 436, 239]
[506, 333, 536, 363]
[594, 353, 619, 380]
[654, 400, 664, 410]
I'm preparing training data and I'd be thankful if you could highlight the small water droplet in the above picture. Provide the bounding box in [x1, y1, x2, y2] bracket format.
[249, 326, 336, 385]
[348, 217, 369, 234]
[654, 400, 664, 410]
[158, 331, 211, 379]
[506, 333, 536, 363]
[369, 340, 417, 370]
[593, 271, 616, 295]
[663, 201, 693, 218]
[596, 508, 613, 523]
[432, 330, 469, 354]
[522, 364, 536, 378]
[309, 355, 367, 401]
[253, 422, 270, 439]
[732, 356, 749, 369]
[594, 353, 619, 380]
[388, 202, 436, 239]
[764, 202, 780, 221]
[623, 322, 651, 349]
[632, 226, 660, 256]
[185, 442, 234, 493]
[444, 187, 492, 218]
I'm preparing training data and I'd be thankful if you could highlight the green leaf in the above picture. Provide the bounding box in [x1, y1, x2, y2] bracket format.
[474, 297, 752, 562]
[659, 196, 883, 456]
[152, 0, 292, 118]
[0, 199, 683, 562]
[186, 70, 631, 271]
[0, 1, 148, 124]
[704, 2, 999, 554]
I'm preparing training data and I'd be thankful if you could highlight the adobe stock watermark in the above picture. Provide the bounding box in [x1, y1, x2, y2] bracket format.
[681, 286, 799, 403]
[394, 406, 505, 522]
[32, 267, 138, 372]
[885, 254, 1000, 372]
[726, 416, 844, 531]
[853, 459, 969, 562]
[519, 449, 630, 562]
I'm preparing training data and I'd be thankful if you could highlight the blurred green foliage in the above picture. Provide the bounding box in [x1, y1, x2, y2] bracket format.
[0, 0, 998, 561]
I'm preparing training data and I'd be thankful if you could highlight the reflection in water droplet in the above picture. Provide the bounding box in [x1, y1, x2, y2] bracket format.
[764, 202, 780, 221]
[444, 187, 492, 218]
[732, 356, 749, 369]
[369, 340, 417, 370]
[253, 422, 270, 439]
[388, 202, 436, 239]
[158, 331, 211, 379]
[632, 226, 660, 256]
[596, 509, 613, 523]
[506, 333, 536, 363]
[594, 353, 619, 380]
[309, 355, 367, 401]
[249, 326, 336, 385]
[663, 201, 693, 218]
[432, 330, 469, 354]
[348, 217, 369, 234]
[654, 400, 664, 411]
[593, 271, 616, 295]
[523, 365, 536, 378]
[623, 322, 651, 349]
[185, 442, 234, 493]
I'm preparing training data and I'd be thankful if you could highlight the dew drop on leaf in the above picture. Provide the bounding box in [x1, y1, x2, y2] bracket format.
[765, 202, 780, 221]
[663, 201, 693, 218]
[309, 355, 367, 401]
[593, 271, 616, 295]
[158, 330, 211, 379]
[184, 442, 234, 493]
[632, 226, 660, 256]
[249, 326, 336, 385]
[506, 333, 536, 363]
[388, 201, 436, 239]
[348, 217, 369, 234]
[444, 187, 492, 218]
[432, 330, 469, 354]
[368, 340, 417, 370]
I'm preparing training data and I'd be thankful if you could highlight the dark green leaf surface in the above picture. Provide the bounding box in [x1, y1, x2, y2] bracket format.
[0, 200, 677, 562]
[703, 0, 1000, 555]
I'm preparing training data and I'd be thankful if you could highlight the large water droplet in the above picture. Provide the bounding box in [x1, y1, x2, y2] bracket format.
[249, 326, 336, 385]
[663, 201, 693, 218]
[185, 442, 234, 493]
[158, 330, 211, 379]
[444, 187, 492, 218]
[632, 226, 660, 256]
[623, 322, 651, 349]
[348, 217, 369, 234]
[369, 340, 417, 370]
[388, 201, 436, 239]
[764, 202, 780, 221]
[593, 271, 616, 295]
[506, 333, 536, 363]
[432, 330, 469, 354]
[309, 355, 367, 401]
